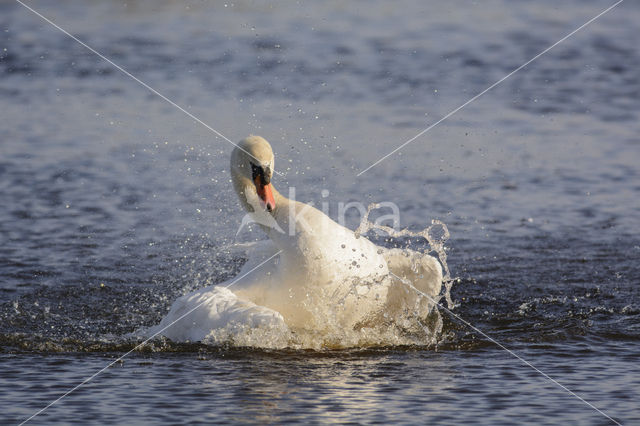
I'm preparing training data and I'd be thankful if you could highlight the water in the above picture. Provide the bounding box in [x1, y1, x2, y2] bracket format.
[1, 0, 639, 423]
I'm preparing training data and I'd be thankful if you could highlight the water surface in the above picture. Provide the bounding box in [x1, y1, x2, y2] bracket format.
[1, 0, 639, 424]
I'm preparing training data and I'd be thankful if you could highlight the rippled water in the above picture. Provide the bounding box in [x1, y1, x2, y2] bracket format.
[1, 0, 639, 424]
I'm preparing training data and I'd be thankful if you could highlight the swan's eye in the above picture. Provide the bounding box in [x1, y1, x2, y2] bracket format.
[250, 162, 260, 180]
[250, 162, 271, 185]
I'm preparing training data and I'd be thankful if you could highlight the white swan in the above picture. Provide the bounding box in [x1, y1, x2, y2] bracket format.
[148, 136, 443, 346]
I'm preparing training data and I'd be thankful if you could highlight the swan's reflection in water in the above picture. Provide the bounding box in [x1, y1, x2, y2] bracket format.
[195, 350, 452, 423]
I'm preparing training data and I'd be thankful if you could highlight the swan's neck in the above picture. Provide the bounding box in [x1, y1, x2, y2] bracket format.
[260, 187, 299, 247]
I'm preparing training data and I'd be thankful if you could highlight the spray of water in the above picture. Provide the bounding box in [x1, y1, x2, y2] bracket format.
[356, 203, 455, 308]
[181, 204, 457, 349]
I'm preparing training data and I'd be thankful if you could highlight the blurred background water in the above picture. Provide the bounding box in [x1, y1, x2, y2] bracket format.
[1, 0, 639, 424]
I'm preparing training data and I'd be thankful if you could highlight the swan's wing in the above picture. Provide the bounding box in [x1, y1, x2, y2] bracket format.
[143, 286, 287, 343]
[140, 240, 281, 343]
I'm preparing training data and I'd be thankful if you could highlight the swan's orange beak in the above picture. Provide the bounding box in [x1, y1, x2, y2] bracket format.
[254, 176, 275, 212]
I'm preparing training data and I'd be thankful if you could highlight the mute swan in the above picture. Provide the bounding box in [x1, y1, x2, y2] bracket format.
[149, 135, 443, 345]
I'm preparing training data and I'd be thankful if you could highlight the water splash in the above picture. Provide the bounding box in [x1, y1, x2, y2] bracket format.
[356, 203, 455, 308]
[1, 205, 456, 352]
[185, 203, 456, 349]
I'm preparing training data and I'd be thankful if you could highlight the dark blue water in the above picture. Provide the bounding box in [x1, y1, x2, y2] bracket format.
[1, 0, 639, 424]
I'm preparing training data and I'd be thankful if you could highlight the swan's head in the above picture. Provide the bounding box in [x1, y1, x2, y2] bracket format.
[230, 135, 276, 212]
